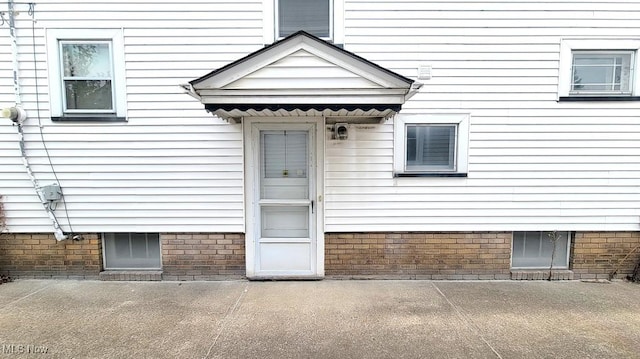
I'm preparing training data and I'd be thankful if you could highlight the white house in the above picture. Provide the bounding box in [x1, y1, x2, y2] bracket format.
[1, 0, 639, 281]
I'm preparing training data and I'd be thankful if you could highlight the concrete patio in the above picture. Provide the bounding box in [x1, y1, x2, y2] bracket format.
[0, 279, 639, 358]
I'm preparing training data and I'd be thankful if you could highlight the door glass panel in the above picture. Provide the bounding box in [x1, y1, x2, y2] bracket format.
[261, 206, 309, 238]
[261, 130, 309, 199]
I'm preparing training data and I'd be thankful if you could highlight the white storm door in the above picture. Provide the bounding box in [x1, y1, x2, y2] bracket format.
[253, 124, 317, 277]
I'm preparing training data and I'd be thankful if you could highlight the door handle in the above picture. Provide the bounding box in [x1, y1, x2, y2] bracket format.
[311, 200, 315, 214]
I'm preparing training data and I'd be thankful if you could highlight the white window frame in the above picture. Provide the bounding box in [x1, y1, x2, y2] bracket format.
[263, 0, 344, 44]
[394, 113, 469, 175]
[59, 40, 116, 114]
[559, 38, 640, 98]
[47, 29, 126, 120]
[511, 231, 572, 270]
[102, 233, 162, 271]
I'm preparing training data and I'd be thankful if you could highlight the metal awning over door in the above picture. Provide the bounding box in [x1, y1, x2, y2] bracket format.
[185, 31, 421, 122]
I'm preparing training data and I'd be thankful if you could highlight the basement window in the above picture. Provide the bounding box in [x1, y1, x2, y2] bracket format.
[103, 233, 161, 270]
[511, 231, 570, 269]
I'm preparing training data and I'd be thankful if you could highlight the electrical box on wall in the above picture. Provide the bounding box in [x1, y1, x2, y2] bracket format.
[40, 184, 62, 202]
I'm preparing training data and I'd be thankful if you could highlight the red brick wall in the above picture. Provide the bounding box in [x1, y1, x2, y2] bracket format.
[160, 233, 245, 280]
[325, 232, 512, 279]
[572, 232, 640, 280]
[0, 233, 101, 279]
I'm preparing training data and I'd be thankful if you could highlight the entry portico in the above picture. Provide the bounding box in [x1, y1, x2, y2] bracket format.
[187, 31, 418, 279]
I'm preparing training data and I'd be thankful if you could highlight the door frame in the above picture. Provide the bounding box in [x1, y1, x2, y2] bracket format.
[243, 117, 325, 279]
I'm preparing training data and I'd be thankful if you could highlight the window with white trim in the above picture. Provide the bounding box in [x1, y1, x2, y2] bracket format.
[511, 231, 571, 269]
[103, 233, 161, 270]
[263, 0, 344, 44]
[571, 51, 634, 95]
[394, 114, 469, 176]
[47, 29, 126, 121]
[559, 39, 640, 99]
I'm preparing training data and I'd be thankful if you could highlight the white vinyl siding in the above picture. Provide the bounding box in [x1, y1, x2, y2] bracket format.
[324, 0, 640, 232]
[1, 0, 255, 233]
[1, 1, 640, 234]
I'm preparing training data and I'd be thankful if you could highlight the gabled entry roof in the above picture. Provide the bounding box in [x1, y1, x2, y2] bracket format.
[185, 31, 421, 122]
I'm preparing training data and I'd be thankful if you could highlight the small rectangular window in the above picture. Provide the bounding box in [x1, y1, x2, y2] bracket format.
[406, 124, 457, 172]
[103, 233, 161, 270]
[511, 231, 570, 269]
[394, 114, 469, 176]
[277, 0, 331, 38]
[571, 51, 634, 96]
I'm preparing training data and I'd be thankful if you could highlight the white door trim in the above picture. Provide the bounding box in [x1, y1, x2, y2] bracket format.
[243, 117, 325, 279]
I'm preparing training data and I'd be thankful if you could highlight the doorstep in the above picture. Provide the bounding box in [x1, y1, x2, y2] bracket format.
[99, 271, 163, 281]
[511, 270, 574, 281]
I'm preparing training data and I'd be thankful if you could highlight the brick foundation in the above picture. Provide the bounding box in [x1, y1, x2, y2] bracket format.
[572, 232, 640, 280]
[160, 233, 245, 280]
[0, 233, 101, 279]
[2, 231, 639, 281]
[325, 232, 512, 279]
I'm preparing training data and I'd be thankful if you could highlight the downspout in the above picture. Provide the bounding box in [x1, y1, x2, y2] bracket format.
[8, 0, 20, 106]
[3, 1, 68, 241]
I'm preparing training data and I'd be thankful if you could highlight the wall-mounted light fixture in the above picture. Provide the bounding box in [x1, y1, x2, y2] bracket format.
[333, 123, 348, 140]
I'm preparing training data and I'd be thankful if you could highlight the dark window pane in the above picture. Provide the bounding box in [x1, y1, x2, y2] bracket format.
[406, 125, 456, 170]
[113, 233, 130, 258]
[65, 80, 113, 110]
[279, 0, 330, 37]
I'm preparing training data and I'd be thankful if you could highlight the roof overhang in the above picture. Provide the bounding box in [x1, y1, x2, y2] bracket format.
[186, 31, 421, 123]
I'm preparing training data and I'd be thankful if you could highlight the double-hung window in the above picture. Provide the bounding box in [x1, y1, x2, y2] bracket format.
[47, 29, 126, 121]
[60, 41, 115, 113]
[559, 39, 640, 100]
[394, 114, 469, 176]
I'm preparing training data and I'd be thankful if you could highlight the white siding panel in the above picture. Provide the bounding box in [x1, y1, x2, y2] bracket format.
[0, 1, 253, 233]
[324, 0, 640, 232]
[2, 0, 640, 234]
